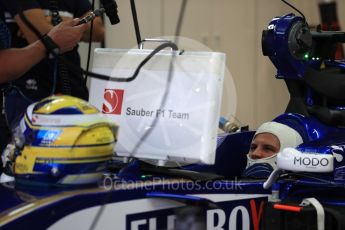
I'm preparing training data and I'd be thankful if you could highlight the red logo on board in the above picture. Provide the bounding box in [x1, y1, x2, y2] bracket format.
[102, 89, 124, 115]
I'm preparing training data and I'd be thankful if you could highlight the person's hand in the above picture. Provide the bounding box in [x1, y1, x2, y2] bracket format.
[47, 18, 87, 54]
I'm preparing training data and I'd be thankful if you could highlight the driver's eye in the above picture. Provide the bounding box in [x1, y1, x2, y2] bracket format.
[263, 146, 276, 152]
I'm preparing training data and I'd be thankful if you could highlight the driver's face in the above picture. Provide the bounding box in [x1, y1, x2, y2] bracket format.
[248, 133, 280, 159]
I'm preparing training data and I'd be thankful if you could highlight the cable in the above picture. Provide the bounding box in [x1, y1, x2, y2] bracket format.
[175, 0, 187, 41]
[84, 0, 96, 86]
[18, 11, 44, 41]
[64, 42, 178, 82]
[51, 60, 58, 95]
[49, 0, 72, 96]
[57, 56, 72, 94]
[3, 85, 33, 104]
[130, 0, 141, 47]
[281, 0, 306, 20]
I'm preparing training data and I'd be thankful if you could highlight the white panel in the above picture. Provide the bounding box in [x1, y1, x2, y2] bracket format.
[89, 48, 225, 165]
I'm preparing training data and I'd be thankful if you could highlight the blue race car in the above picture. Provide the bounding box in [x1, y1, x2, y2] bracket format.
[2, 4, 345, 230]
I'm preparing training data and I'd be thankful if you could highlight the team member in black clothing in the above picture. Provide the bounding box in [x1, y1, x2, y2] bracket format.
[0, 0, 104, 127]
[0, 19, 88, 82]
[0, 17, 88, 172]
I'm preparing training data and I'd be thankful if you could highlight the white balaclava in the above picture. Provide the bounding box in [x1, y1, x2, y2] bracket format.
[245, 121, 304, 172]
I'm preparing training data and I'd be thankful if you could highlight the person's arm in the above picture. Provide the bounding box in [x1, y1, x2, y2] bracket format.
[0, 19, 87, 83]
[46, 13, 104, 42]
[14, 8, 54, 44]
[15, 8, 104, 44]
[49, 14, 104, 42]
[0, 40, 45, 83]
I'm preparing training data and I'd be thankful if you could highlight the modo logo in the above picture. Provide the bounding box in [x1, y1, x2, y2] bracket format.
[103, 89, 124, 115]
[293, 156, 329, 167]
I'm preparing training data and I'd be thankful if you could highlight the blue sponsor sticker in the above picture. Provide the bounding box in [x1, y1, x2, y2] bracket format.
[34, 130, 62, 145]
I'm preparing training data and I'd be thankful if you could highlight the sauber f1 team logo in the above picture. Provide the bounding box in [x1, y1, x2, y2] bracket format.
[103, 89, 124, 115]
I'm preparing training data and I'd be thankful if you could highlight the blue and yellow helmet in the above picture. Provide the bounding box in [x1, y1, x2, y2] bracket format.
[12, 95, 117, 186]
